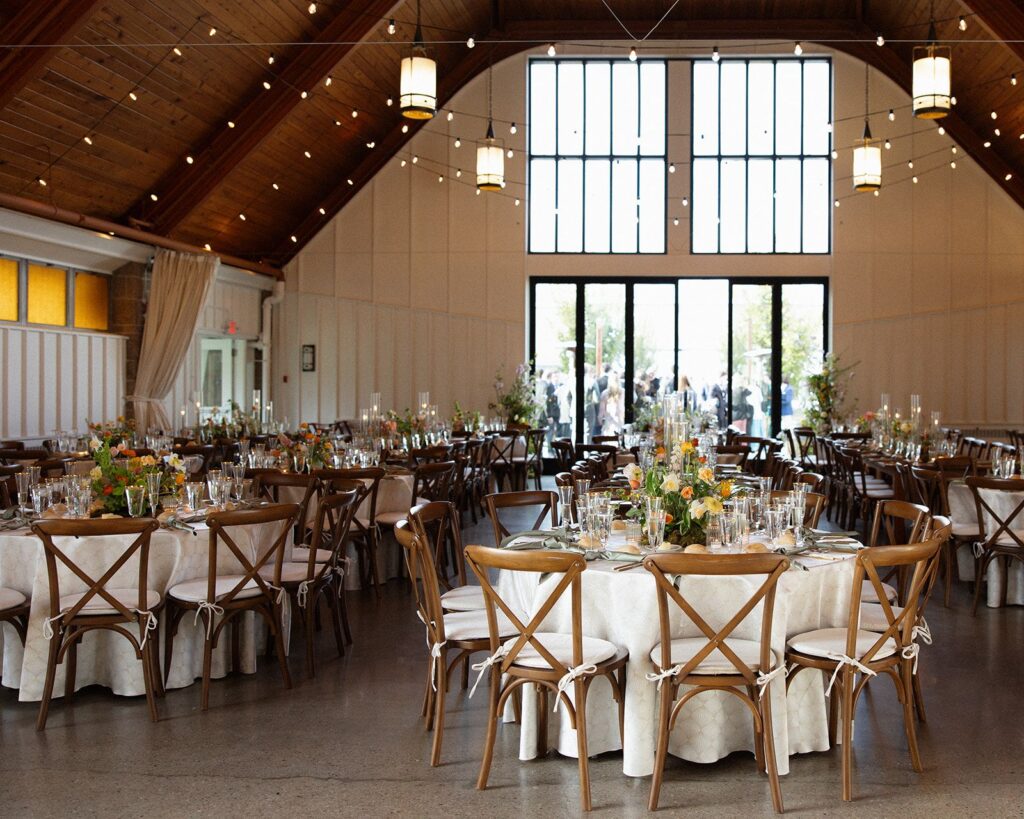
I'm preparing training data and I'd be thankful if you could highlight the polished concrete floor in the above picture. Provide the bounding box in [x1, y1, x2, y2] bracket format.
[3, 504, 1024, 818]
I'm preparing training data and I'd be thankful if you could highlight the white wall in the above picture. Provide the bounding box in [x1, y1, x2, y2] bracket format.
[277, 42, 1024, 428]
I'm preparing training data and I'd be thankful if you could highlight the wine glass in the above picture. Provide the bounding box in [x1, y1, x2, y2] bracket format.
[126, 485, 146, 518]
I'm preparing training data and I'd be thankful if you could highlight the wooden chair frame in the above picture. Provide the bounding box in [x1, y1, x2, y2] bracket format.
[32, 517, 161, 729]
[484, 490, 558, 547]
[316, 466, 385, 597]
[410, 500, 466, 591]
[965, 476, 1024, 614]
[643, 552, 788, 813]
[464, 545, 627, 812]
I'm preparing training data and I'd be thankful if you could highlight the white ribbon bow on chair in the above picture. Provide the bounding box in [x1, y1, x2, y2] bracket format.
[554, 663, 597, 711]
[645, 664, 683, 690]
[194, 601, 225, 638]
[755, 664, 788, 699]
[468, 643, 511, 698]
[823, 652, 877, 696]
[138, 610, 158, 650]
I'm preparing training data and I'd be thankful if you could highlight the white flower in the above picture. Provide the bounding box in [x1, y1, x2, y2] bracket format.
[165, 453, 184, 471]
[623, 463, 642, 483]
[89, 436, 101, 451]
[698, 466, 715, 483]
[661, 472, 680, 493]
[689, 499, 706, 520]
[89, 466, 102, 480]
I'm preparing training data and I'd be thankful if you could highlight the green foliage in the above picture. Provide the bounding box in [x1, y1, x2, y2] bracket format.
[804, 353, 856, 433]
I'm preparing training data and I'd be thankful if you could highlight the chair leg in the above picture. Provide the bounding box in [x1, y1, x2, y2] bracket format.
[971, 554, 989, 615]
[422, 662, 435, 724]
[430, 652, 447, 767]
[200, 618, 214, 711]
[840, 669, 855, 802]
[900, 664, 923, 773]
[64, 634, 78, 701]
[461, 655, 469, 690]
[141, 642, 160, 723]
[476, 669, 500, 790]
[163, 603, 180, 685]
[327, 589, 346, 659]
[912, 670, 927, 723]
[369, 528, 383, 599]
[271, 603, 293, 691]
[943, 542, 954, 608]
[761, 689, 785, 814]
[537, 685, 548, 757]
[304, 598, 317, 679]
[575, 679, 593, 812]
[338, 587, 353, 645]
[649, 682, 674, 811]
[36, 633, 62, 731]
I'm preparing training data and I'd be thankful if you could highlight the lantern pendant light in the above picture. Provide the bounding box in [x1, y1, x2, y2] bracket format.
[852, 66, 882, 191]
[912, 6, 951, 119]
[400, 0, 436, 119]
[477, 66, 504, 191]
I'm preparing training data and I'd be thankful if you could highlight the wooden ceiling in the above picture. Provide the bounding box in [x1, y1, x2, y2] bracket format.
[1, 0, 1022, 271]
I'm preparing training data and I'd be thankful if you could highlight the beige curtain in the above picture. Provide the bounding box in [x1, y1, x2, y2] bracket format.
[130, 249, 217, 431]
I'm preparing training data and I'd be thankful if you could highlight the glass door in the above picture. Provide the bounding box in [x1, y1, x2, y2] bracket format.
[199, 337, 234, 420]
[534, 283, 578, 453]
[729, 283, 773, 437]
[781, 282, 827, 430]
[583, 283, 627, 438]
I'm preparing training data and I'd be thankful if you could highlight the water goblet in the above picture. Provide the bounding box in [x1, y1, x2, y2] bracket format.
[705, 513, 724, 552]
[145, 472, 162, 515]
[30, 484, 49, 517]
[126, 485, 146, 517]
[14, 471, 33, 513]
[185, 481, 204, 513]
[644, 509, 666, 554]
[575, 478, 591, 499]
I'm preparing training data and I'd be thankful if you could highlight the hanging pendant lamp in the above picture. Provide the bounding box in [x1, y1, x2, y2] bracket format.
[477, 66, 504, 191]
[852, 66, 882, 191]
[400, 0, 436, 119]
[912, 9, 951, 119]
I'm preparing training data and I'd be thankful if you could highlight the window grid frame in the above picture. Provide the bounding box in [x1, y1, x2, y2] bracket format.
[0, 252, 113, 334]
[528, 56, 668, 255]
[690, 56, 833, 256]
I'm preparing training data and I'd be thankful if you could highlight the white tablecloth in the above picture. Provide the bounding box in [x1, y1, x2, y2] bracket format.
[0, 521, 290, 702]
[948, 481, 1024, 607]
[496, 552, 855, 777]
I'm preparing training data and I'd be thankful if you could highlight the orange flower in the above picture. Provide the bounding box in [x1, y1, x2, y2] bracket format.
[664, 513, 674, 524]
[655, 445, 665, 457]
[628, 478, 641, 490]
[123, 449, 136, 458]
[680, 486, 693, 499]
[175, 472, 186, 486]
[720, 481, 733, 498]
[102, 485, 113, 496]
[699, 455, 707, 464]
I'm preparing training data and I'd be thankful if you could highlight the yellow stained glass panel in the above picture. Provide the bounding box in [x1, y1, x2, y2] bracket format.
[27, 264, 67, 326]
[74, 271, 109, 331]
[0, 258, 17, 322]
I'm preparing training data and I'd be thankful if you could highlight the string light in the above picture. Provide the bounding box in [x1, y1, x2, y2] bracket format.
[204, 243, 212, 251]
[888, 109, 895, 121]
[938, 126, 945, 135]
[228, 120, 235, 128]
[1013, 74, 1019, 86]
[950, 160, 957, 168]
[400, 159, 407, 167]
[959, 15, 967, 31]
[386, 97, 393, 106]
[300, 90, 308, 99]
[712, 45, 720, 62]
[466, 36, 475, 48]
[1007, 173, 1014, 181]
[456, 168, 461, 177]
[308, 3, 317, 13]
[268, 53, 275, 65]
[186, 154, 194, 164]
[347, 179, 354, 185]
[510, 122, 517, 134]
[351, 109, 358, 117]
[992, 111, 998, 119]
[884, 139, 892, 149]
[673, 217, 680, 225]
[793, 42, 803, 55]
[324, 75, 332, 86]
[951, 146, 958, 154]
[402, 124, 409, 133]
[447, 111, 454, 121]
[908, 160, 914, 169]
[628, 46, 637, 61]
[128, 91, 138, 101]
[83, 135, 93, 145]
[831, 149, 838, 159]
[208, 27, 216, 36]
[514, 198, 521, 206]
[995, 128, 1002, 136]
[239, 212, 246, 220]
[547, 43, 556, 57]
[173, 47, 183, 57]
[834, 199, 840, 207]
[669, 163, 676, 173]
[681, 197, 689, 207]
[150, 193, 158, 201]
[984, 141, 992, 148]
[387, 19, 396, 35]
[319, 207, 326, 214]
[304, 150, 312, 158]
[263, 81, 271, 90]
[272, 182, 279, 189]
[334, 120, 341, 126]
[366, 141, 375, 148]
[412, 155, 418, 163]
[876, 34, 885, 46]
[913, 176, 919, 183]
[290, 236, 298, 243]
[438, 174, 444, 182]
[36, 177, 46, 186]
[454, 137, 461, 147]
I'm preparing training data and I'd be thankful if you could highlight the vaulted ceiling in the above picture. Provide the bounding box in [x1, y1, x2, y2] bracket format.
[1, 0, 1022, 274]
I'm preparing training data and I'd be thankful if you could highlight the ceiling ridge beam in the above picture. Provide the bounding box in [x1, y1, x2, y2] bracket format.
[962, 1, 1024, 62]
[0, 0, 103, 111]
[271, 38, 522, 262]
[128, 0, 403, 235]
[501, 17, 866, 39]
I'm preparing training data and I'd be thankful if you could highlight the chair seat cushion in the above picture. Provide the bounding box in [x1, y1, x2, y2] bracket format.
[58, 588, 161, 615]
[787, 627, 897, 661]
[865, 488, 897, 499]
[511, 631, 618, 670]
[0, 586, 27, 612]
[292, 546, 333, 564]
[859, 602, 906, 632]
[649, 637, 778, 675]
[951, 523, 980, 538]
[861, 579, 898, 603]
[375, 511, 408, 527]
[168, 576, 263, 603]
[442, 609, 518, 642]
[260, 563, 318, 584]
[440, 585, 485, 612]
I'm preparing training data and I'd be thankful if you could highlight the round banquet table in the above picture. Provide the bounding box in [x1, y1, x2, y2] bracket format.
[948, 480, 1024, 607]
[496, 549, 856, 777]
[0, 519, 291, 702]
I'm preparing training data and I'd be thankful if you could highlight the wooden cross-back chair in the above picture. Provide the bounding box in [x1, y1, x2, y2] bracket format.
[551, 438, 577, 472]
[395, 523, 518, 767]
[786, 538, 942, 802]
[577, 443, 617, 479]
[866, 500, 931, 605]
[714, 444, 749, 469]
[315, 466, 385, 597]
[792, 427, 818, 468]
[254, 470, 320, 547]
[484, 490, 558, 547]
[516, 428, 547, 491]
[175, 444, 215, 475]
[0, 463, 21, 508]
[965, 476, 1024, 614]
[734, 436, 774, 476]
[409, 500, 465, 591]
[32, 517, 161, 730]
[769, 489, 827, 528]
[643, 552, 789, 814]
[464, 545, 627, 812]
[488, 435, 516, 493]
[264, 487, 362, 678]
[163, 504, 298, 710]
[413, 460, 457, 505]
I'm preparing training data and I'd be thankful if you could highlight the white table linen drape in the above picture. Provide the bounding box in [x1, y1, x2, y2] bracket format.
[948, 481, 1024, 607]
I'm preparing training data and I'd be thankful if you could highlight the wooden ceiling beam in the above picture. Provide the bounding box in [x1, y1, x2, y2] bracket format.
[962, 0, 1024, 63]
[130, 0, 403, 236]
[270, 38, 523, 262]
[0, 0, 103, 111]
[501, 17, 867, 40]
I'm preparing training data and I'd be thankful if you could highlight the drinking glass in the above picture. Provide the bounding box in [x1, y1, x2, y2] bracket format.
[705, 513, 723, 552]
[14, 472, 33, 513]
[765, 509, 786, 547]
[126, 485, 146, 517]
[625, 520, 642, 548]
[645, 509, 666, 553]
[234, 478, 253, 502]
[30, 484, 49, 516]
[148, 470, 163, 515]
[645, 495, 663, 519]
[27, 465, 41, 486]
[557, 485, 575, 532]
[758, 477, 773, 496]
[575, 478, 591, 498]
[185, 481, 204, 512]
[238, 440, 250, 465]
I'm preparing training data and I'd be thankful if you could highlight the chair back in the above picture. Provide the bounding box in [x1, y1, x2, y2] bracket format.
[551, 439, 577, 472]
[965, 476, 1024, 552]
[32, 517, 159, 628]
[932, 455, 975, 478]
[846, 538, 942, 665]
[793, 427, 817, 466]
[0, 464, 21, 507]
[411, 445, 453, 465]
[795, 471, 824, 492]
[464, 545, 586, 686]
[298, 486, 362, 581]
[176, 444, 215, 475]
[484, 490, 558, 546]
[908, 466, 947, 515]
[413, 460, 457, 503]
[714, 444, 749, 468]
[410, 500, 466, 589]
[642, 552, 788, 685]
[204, 504, 299, 606]
[254, 471, 320, 546]
[0, 447, 50, 465]
[395, 519, 446, 647]
[769, 489, 826, 527]
[315, 466, 384, 529]
[869, 499, 931, 548]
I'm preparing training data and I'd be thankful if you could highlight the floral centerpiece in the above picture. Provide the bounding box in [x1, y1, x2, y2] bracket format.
[804, 353, 855, 433]
[623, 438, 735, 546]
[87, 417, 136, 447]
[88, 435, 184, 515]
[200, 401, 260, 441]
[277, 423, 334, 468]
[489, 364, 542, 429]
[451, 401, 482, 433]
[853, 410, 876, 433]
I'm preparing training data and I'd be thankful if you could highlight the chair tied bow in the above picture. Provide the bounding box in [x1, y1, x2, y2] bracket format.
[42, 614, 63, 641]
[913, 618, 932, 646]
[193, 601, 225, 638]
[468, 643, 511, 698]
[296, 580, 313, 610]
[645, 664, 683, 690]
[332, 557, 352, 597]
[138, 610, 158, 650]
[901, 642, 921, 674]
[554, 663, 597, 711]
[823, 652, 877, 696]
[429, 639, 447, 691]
[755, 663, 788, 699]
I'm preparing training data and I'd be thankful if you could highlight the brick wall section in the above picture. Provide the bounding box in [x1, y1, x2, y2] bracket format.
[109, 260, 148, 417]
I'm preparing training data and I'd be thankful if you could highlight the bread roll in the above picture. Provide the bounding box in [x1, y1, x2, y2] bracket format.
[683, 543, 708, 554]
[744, 541, 770, 553]
[610, 519, 627, 532]
[615, 543, 641, 555]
